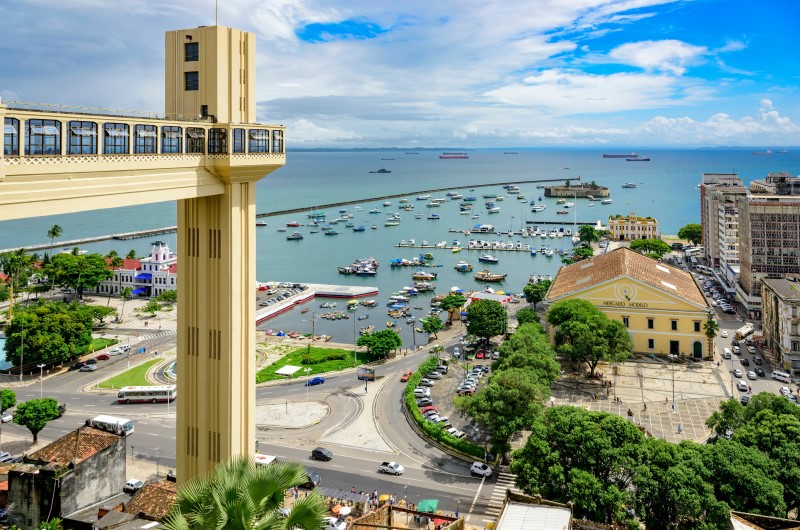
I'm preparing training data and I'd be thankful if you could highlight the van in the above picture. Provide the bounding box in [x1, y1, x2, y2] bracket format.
[772, 371, 792, 383]
[723, 348, 732, 360]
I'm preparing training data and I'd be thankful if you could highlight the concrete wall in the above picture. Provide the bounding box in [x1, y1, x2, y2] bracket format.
[60, 436, 126, 515]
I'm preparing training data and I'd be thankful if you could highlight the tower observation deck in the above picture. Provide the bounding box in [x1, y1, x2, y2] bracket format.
[1, 24, 284, 483]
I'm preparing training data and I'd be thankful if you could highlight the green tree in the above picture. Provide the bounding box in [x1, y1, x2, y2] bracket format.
[105, 251, 123, 306]
[163, 456, 326, 530]
[466, 299, 508, 345]
[522, 280, 551, 307]
[420, 315, 444, 338]
[514, 306, 539, 326]
[4, 301, 95, 367]
[157, 289, 178, 304]
[125, 249, 138, 260]
[118, 286, 133, 322]
[678, 223, 702, 246]
[142, 298, 161, 317]
[578, 225, 600, 245]
[457, 368, 548, 461]
[511, 406, 644, 526]
[13, 397, 61, 443]
[1, 389, 17, 413]
[494, 324, 559, 386]
[47, 252, 112, 299]
[703, 316, 718, 361]
[0, 249, 34, 317]
[356, 329, 402, 360]
[571, 246, 594, 261]
[439, 293, 466, 322]
[46, 224, 63, 250]
[629, 238, 672, 257]
[547, 299, 633, 376]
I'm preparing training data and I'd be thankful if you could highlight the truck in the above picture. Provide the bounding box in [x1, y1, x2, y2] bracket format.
[86, 415, 134, 436]
[378, 461, 404, 475]
[735, 323, 754, 341]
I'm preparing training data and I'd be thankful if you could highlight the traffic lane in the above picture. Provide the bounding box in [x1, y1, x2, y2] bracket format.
[259, 443, 493, 514]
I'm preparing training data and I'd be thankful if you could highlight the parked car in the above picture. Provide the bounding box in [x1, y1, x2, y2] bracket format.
[124, 479, 144, 493]
[300, 470, 321, 489]
[740, 395, 750, 405]
[733, 369, 743, 378]
[0, 413, 12, 423]
[737, 380, 748, 392]
[779, 386, 792, 396]
[414, 388, 430, 398]
[419, 406, 438, 416]
[79, 364, 97, 372]
[426, 372, 442, 380]
[475, 351, 485, 359]
[755, 367, 765, 377]
[434, 416, 452, 428]
[470, 462, 492, 477]
[747, 371, 757, 380]
[0, 452, 14, 463]
[110, 347, 122, 354]
[422, 410, 440, 420]
[311, 447, 333, 461]
[731, 339, 739, 346]
[492, 351, 500, 360]
[416, 397, 433, 407]
[305, 376, 325, 386]
[747, 346, 756, 354]
[95, 353, 110, 361]
[69, 361, 86, 371]
[418, 378, 435, 387]
[436, 365, 449, 374]
[720, 330, 729, 338]
[740, 358, 750, 366]
[378, 462, 404, 475]
[400, 370, 413, 382]
[753, 357, 763, 365]
[732, 346, 740, 354]
[457, 387, 476, 396]
[85, 358, 97, 365]
[446, 427, 466, 438]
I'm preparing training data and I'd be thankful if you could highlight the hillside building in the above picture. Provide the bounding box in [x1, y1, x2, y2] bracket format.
[607, 212, 660, 241]
[546, 247, 712, 358]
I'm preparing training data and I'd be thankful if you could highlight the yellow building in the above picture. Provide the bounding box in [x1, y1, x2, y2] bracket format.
[546, 248, 712, 359]
[608, 212, 660, 241]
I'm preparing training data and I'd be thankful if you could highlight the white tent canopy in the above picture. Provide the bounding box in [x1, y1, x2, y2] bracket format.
[275, 365, 303, 377]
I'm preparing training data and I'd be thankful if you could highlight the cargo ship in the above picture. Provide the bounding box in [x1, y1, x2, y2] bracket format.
[603, 153, 638, 158]
[440, 152, 468, 159]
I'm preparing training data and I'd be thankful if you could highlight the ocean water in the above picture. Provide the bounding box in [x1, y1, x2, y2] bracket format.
[2, 149, 798, 346]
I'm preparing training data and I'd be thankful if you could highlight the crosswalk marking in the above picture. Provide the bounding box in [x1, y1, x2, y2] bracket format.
[481, 472, 523, 524]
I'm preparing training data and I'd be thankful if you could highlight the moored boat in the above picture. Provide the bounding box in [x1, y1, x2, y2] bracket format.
[454, 261, 473, 272]
[474, 270, 507, 282]
[478, 254, 499, 263]
[286, 232, 304, 240]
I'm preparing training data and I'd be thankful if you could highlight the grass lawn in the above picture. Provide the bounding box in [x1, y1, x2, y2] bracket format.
[97, 359, 159, 389]
[256, 346, 365, 383]
[90, 337, 118, 353]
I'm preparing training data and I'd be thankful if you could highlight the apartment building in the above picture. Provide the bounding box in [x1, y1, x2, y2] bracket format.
[699, 173, 745, 271]
[761, 277, 800, 373]
[737, 173, 800, 318]
[607, 212, 660, 241]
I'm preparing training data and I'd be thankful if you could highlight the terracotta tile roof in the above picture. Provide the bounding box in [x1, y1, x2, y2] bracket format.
[547, 247, 707, 307]
[167, 264, 177, 274]
[125, 480, 177, 520]
[105, 258, 141, 271]
[27, 426, 119, 466]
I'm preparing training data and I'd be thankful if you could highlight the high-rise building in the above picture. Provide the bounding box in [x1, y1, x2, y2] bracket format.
[699, 173, 744, 272]
[737, 173, 800, 318]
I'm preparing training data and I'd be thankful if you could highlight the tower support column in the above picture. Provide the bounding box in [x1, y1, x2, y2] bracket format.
[176, 180, 257, 482]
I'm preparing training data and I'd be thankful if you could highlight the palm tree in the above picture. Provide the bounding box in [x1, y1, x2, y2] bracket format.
[125, 249, 138, 260]
[162, 456, 326, 530]
[578, 225, 599, 245]
[703, 315, 719, 361]
[47, 224, 63, 250]
[118, 286, 133, 323]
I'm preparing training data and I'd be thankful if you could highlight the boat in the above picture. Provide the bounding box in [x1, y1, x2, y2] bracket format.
[439, 152, 468, 159]
[626, 157, 650, 161]
[371, 225, 378, 229]
[426, 201, 441, 207]
[601, 198, 613, 204]
[360, 325, 374, 335]
[384, 201, 392, 207]
[413, 282, 436, 292]
[399, 198, 409, 203]
[307, 211, 327, 219]
[310, 227, 320, 233]
[402, 204, 414, 211]
[622, 183, 637, 188]
[482, 194, 497, 199]
[556, 199, 566, 204]
[452, 246, 461, 253]
[427, 213, 441, 220]
[474, 270, 507, 282]
[286, 232, 304, 240]
[472, 224, 495, 233]
[586, 195, 596, 201]
[416, 195, 431, 200]
[411, 270, 437, 280]
[325, 230, 339, 235]
[751, 150, 772, 155]
[353, 225, 366, 232]
[301, 308, 309, 314]
[414, 213, 424, 219]
[256, 220, 267, 227]
[563, 202, 575, 207]
[478, 254, 499, 263]
[454, 261, 473, 272]
[369, 208, 381, 214]
[556, 210, 569, 214]
[369, 168, 391, 174]
[463, 196, 477, 202]
[381, 158, 395, 160]
[277, 228, 287, 232]
[531, 204, 545, 212]
[286, 221, 300, 227]
[487, 207, 501, 214]
[385, 221, 400, 227]
[603, 153, 637, 158]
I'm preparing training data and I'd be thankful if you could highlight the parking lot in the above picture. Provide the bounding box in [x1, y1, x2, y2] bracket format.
[255, 282, 310, 308]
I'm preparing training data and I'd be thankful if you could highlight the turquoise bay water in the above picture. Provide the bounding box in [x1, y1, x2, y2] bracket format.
[1, 149, 798, 346]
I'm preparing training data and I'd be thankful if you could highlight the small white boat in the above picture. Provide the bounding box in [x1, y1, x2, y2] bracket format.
[601, 199, 613, 205]
[531, 205, 545, 212]
[384, 200, 392, 206]
[488, 207, 500, 214]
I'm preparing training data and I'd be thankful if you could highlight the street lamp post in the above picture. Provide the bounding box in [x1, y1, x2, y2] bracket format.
[353, 310, 358, 366]
[668, 354, 677, 411]
[305, 367, 311, 402]
[37, 364, 46, 399]
[19, 315, 25, 383]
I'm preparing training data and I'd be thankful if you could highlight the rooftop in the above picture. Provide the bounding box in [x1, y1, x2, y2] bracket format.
[761, 278, 800, 302]
[125, 480, 177, 521]
[27, 426, 120, 467]
[547, 247, 707, 307]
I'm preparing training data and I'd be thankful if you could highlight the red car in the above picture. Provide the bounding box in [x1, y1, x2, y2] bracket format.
[475, 351, 485, 359]
[400, 370, 413, 382]
[419, 405, 437, 415]
[95, 353, 110, 361]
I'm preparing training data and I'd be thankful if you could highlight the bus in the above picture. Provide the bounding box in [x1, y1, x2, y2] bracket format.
[86, 415, 135, 436]
[117, 385, 177, 404]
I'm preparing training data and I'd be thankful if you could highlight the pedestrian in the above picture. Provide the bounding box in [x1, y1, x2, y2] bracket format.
[665, 396, 669, 403]
[749, 385, 752, 394]
[643, 403, 647, 411]
[352, 486, 356, 494]
[144, 321, 148, 327]
[677, 423, 683, 434]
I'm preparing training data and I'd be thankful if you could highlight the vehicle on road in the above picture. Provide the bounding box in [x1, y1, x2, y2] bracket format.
[255, 454, 279, 466]
[117, 385, 177, 404]
[124, 479, 144, 493]
[733, 369, 743, 378]
[753, 357, 763, 365]
[69, 361, 86, 371]
[57, 403, 66, 417]
[772, 371, 792, 383]
[416, 397, 433, 406]
[79, 364, 97, 372]
[87, 415, 134, 436]
[747, 371, 757, 380]
[400, 370, 413, 382]
[470, 462, 492, 477]
[311, 447, 333, 461]
[732, 346, 740, 354]
[720, 330, 729, 338]
[110, 347, 123, 355]
[418, 378, 435, 387]
[737, 380, 748, 392]
[780, 386, 792, 396]
[755, 368, 765, 377]
[95, 354, 110, 361]
[306, 377, 325, 386]
[301, 470, 321, 489]
[740, 358, 750, 366]
[378, 462, 405, 475]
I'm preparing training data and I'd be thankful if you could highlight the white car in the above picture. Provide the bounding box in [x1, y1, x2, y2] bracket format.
[124, 479, 144, 493]
[419, 378, 435, 387]
[747, 371, 757, 380]
[492, 351, 500, 360]
[720, 330, 728, 338]
[0, 412, 12, 423]
[747, 346, 756, 354]
[413, 387, 430, 398]
[323, 517, 347, 530]
[733, 369, 743, 378]
[446, 427, 466, 438]
[470, 462, 492, 477]
[378, 462, 405, 475]
[110, 347, 123, 355]
[737, 380, 748, 392]
[780, 386, 792, 396]
[426, 372, 442, 380]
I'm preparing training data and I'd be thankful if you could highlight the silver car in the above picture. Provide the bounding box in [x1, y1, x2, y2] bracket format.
[426, 372, 442, 380]
[419, 378, 435, 387]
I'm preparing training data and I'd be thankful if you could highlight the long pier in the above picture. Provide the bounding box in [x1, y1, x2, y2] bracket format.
[2, 177, 577, 253]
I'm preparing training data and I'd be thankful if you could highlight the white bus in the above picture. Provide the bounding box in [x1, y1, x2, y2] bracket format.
[86, 415, 135, 436]
[117, 385, 177, 404]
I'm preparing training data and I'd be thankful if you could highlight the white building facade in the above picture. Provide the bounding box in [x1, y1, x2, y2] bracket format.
[96, 241, 177, 298]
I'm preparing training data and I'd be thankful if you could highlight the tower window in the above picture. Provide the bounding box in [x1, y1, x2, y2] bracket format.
[185, 42, 199, 62]
[185, 71, 199, 91]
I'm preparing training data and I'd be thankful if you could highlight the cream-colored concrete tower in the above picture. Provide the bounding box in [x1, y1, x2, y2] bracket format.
[1, 24, 283, 483]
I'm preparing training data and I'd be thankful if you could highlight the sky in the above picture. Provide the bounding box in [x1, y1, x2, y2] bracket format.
[1, 0, 798, 148]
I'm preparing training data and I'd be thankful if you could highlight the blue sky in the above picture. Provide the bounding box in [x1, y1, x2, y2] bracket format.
[1, 0, 798, 148]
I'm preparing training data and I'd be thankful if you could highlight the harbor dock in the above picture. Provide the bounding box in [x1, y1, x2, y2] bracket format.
[255, 282, 378, 324]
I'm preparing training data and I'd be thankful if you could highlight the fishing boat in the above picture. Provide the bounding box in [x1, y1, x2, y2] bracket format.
[256, 220, 267, 227]
[478, 254, 499, 263]
[385, 221, 400, 227]
[353, 225, 366, 232]
[360, 325, 374, 335]
[454, 261, 473, 272]
[286, 232, 304, 240]
[482, 193, 497, 199]
[474, 270, 507, 282]
[411, 270, 437, 280]
[287, 221, 301, 227]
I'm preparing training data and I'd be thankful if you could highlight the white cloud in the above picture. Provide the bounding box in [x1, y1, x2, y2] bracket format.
[609, 39, 707, 75]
